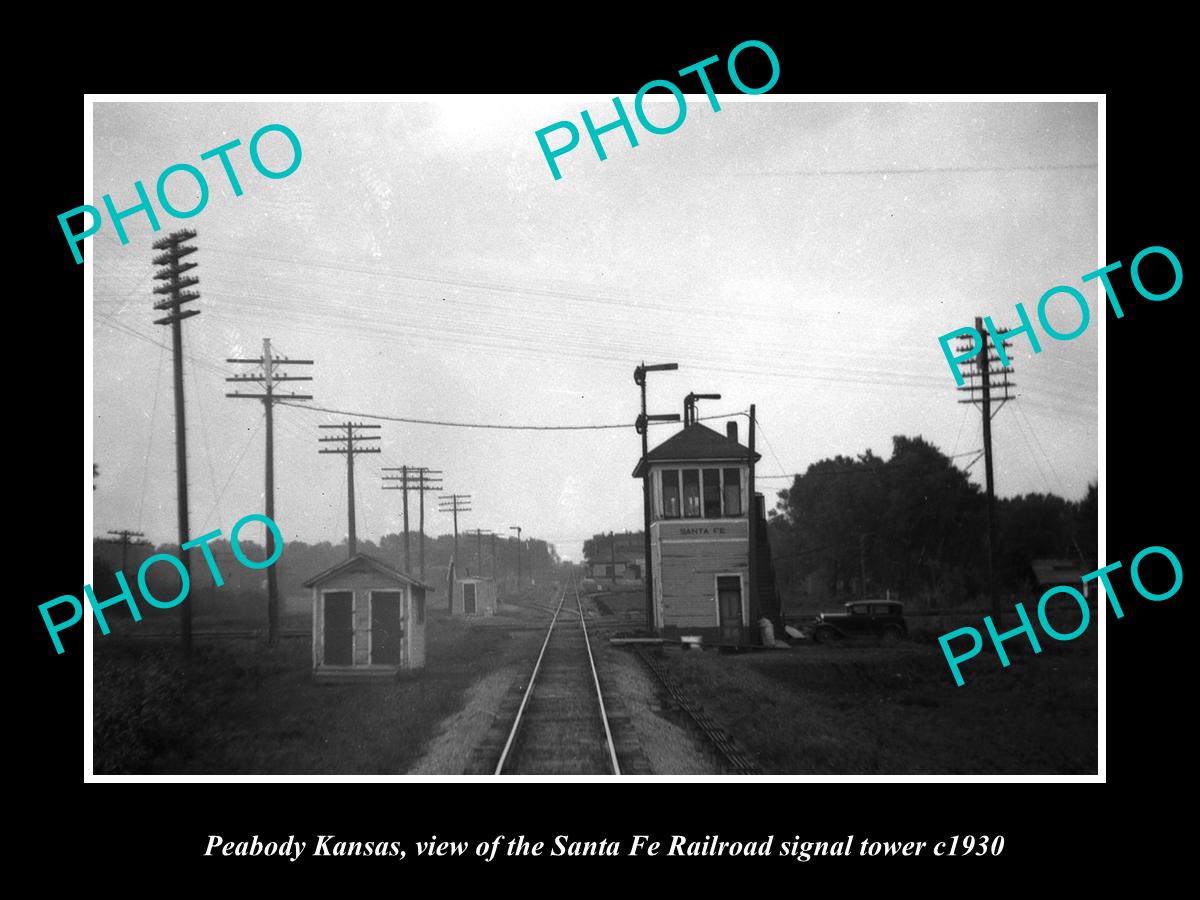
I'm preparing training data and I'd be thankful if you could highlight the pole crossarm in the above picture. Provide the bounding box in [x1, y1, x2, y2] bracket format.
[223, 337, 314, 643]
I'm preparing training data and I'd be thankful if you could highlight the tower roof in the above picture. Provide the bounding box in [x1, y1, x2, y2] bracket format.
[632, 423, 759, 477]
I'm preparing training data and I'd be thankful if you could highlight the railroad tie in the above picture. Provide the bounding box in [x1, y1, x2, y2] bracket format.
[633, 647, 762, 775]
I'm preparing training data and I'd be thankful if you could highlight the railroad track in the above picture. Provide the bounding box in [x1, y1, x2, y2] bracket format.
[633, 646, 762, 775]
[492, 578, 621, 775]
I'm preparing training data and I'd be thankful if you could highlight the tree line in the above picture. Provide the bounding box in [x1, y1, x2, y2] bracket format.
[766, 435, 1096, 610]
[92, 531, 562, 613]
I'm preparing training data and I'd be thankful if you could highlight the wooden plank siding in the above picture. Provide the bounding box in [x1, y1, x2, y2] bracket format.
[652, 519, 750, 637]
[409, 587, 426, 669]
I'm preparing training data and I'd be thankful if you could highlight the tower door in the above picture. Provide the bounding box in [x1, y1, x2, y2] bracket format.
[371, 592, 403, 665]
[324, 592, 353, 665]
[717, 576, 743, 644]
[463, 582, 477, 615]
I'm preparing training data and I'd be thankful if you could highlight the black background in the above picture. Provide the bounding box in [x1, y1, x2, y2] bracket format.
[22, 24, 1186, 885]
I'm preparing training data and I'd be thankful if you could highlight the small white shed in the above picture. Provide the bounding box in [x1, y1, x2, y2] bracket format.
[453, 576, 497, 617]
[304, 553, 430, 682]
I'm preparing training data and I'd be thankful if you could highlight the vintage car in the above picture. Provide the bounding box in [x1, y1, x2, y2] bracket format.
[810, 600, 908, 643]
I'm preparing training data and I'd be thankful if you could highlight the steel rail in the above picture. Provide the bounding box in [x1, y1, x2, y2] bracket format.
[573, 576, 621, 775]
[493, 584, 568, 775]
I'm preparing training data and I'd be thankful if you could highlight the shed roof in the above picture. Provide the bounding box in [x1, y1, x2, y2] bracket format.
[303, 552, 433, 590]
[632, 423, 760, 477]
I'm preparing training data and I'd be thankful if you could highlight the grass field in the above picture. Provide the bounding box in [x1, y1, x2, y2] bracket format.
[92, 603, 548, 774]
[597, 586, 1097, 774]
[657, 618, 1098, 774]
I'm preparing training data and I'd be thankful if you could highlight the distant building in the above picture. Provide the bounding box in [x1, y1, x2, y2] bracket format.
[304, 553, 429, 682]
[583, 530, 644, 583]
[632, 420, 782, 643]
[453, 576, 497, 616]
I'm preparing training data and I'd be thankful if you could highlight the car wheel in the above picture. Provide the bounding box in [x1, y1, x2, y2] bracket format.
[881, 625, 903, 643]
[815, 626, 840, 644]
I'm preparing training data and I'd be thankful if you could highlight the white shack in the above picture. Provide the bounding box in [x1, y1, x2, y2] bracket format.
[453, 575, 497, 617]
[304, 553, 430, 682]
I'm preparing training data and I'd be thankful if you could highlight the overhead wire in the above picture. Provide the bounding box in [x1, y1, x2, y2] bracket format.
[756, 448, 984, 480]
[97, 250, 1100, 406]
[751, 413, 790, 478]
[1017, 401, 1067, 493]
[136, 341, 167, 531]
[199, 412, 265, 530]
[276, 399, 747, 432]
[1010, 405, 1053, 493]
[187, 353, 222, 522]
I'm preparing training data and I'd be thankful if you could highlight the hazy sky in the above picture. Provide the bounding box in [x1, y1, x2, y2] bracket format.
[90, 99, 1098, 563]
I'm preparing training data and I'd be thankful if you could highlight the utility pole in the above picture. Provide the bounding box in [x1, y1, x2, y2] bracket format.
[748, 405, 758, 628]
[411, 469, 442, 582]
[151, 229, 200, 661]
[102, 529, 150, 573]
[610, 531, 617, 583]
[490, 531, 497, 578]
[466, 528, 493, 577]
[383, 467, 444, 579]
[634, 361, 680, 635]
[226, 338, 313, 644]
[509, 525, 522, 588]
[319, 423, 381, 557]
[381, 466, 411, 573]
[439, 494, 471, 604]
[956, 317, 1015, 625]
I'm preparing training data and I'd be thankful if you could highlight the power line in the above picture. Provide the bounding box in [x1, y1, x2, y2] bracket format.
[719, 162, 1097, 177]
[751, 413, 789, 479]
[279, 400, 747, 432]
[756, 449, 984, 479]
[200, 413, 265, 530]
[949, 404, 969, 459]
[188, 354, 221, 525]
[1011, 406, 1053, 494]
[1016, 401, 1066, 493]
[94, 306, 234, 379]
[137, 341, 167, 531]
